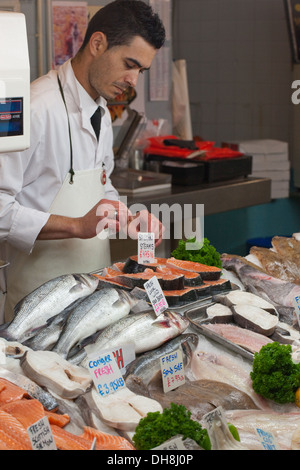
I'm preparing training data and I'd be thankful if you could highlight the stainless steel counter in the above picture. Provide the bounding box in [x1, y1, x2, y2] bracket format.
[110, 176, 271, 261]
[122, 176, 272, 215]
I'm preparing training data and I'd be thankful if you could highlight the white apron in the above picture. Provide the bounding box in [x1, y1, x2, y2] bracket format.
[4, 167, 111, 322]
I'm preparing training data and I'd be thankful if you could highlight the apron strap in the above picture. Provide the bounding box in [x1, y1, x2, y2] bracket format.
[57, 75, 75, 184]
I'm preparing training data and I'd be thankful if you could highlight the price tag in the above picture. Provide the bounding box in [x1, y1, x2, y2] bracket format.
[160, 348, 185, 393]
[255, 428, 278, 450]
[85, 343, 135, 376]
[138, 232, 155, 264]
[153, 436, 186, 450]
[27, 416, 57, 450]
[293, 295, 300, 327]
[87, 349, 126, 397]
[144, 275, 168, 316]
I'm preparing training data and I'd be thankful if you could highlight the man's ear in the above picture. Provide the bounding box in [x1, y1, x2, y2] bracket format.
[89, 31, 108, 56]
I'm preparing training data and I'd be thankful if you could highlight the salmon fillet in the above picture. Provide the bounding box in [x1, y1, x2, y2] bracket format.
[50, 425, 101, 450]
[0, 398, 45, 428]
[0, 378, 30, 405]
[0, 409, 32, 450]
[81, 426, 136, 450]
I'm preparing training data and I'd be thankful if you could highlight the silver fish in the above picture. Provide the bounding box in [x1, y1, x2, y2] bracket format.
[52, 288, 137, 359]
[125, 332, 199, 387]
[0, 273, 99, 343]
[0, 366, 58, 411]
[77, 309, 190, 368]
[23, 311, 69, 351]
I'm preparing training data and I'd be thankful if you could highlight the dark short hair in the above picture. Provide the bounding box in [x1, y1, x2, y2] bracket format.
[80, 0, 165, 51]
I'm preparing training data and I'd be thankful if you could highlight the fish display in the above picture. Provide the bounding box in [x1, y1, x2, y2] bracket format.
[0, 240, 299, 451]
[73, 309, 189, 368]
[52, 288, 137, 359]
[0, 274, 99, 343]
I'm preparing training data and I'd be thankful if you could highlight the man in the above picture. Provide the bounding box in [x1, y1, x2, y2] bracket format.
[0, 0, 166, 321]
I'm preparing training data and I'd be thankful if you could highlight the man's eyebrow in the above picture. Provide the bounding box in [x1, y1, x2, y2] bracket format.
[126, 57, 150, 70]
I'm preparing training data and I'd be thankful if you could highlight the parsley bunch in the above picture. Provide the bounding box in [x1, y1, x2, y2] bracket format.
[250, 342, 300, 404]
[171, 237, 222, 269]
[132, 403, 210, 450]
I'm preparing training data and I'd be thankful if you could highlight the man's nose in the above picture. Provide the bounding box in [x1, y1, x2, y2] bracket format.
[125, 70, 139, 88]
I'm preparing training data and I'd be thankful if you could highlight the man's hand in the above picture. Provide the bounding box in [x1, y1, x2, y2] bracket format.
[37, 200, 164, 247]
[127, 209, 165, 247]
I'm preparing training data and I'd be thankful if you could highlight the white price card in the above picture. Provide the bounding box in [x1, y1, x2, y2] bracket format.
[153, 436, 186, 450]
[293, 295, 300, 327]
[138, 232, 155, 264]
[108, 343, 136, 375]
[160, 348, 185, 393]
[27, 416, 57, 450]
[87, 349, 126, 397]
[255, 428, 278, 450]
[144, 275, 168, 316]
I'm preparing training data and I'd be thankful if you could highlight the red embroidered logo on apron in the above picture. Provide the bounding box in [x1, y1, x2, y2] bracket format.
[101, 168, 107, 185]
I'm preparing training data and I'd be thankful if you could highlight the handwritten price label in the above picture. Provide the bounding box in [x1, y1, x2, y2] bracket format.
[160, 348, 185, 393]
[87, 350, 126, 397]
[138, 232, 155, 264]
[144, 275, 168, 316]
[255, 428, 278, 450]
[27, 417, 57, 450]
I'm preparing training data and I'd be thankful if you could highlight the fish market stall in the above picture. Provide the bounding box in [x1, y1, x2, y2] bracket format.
[0, 235, 300, 451]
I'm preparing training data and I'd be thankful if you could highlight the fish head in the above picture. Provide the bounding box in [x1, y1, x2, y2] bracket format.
[73, 274, 99, 294]
[153, 310, 189, 333]
[180, 333, 198, 362]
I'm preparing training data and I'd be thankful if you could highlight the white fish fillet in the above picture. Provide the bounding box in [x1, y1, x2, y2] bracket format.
[190, 349, 270, 411]
[83, 386, 162, 432]
[20, 350, 92, 399]
[224, 409, 300, 450]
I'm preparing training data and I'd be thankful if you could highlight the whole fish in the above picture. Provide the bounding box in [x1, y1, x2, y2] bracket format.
[125, 333, 199, 387]
[0, 274, 99, 343]
[52, 288, 137, 359]
[73, 309, 189, 368]
[221, 254, 300, 313]
[23, 311, 69, 351]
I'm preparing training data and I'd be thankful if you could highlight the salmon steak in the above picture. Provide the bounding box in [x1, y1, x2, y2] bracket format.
[166, 257, 221, 280]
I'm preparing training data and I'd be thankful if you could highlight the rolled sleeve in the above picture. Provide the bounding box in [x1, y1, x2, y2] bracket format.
[8, 205, 50, 254]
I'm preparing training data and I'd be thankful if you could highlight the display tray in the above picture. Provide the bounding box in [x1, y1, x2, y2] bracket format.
[185, 303, 255, 361]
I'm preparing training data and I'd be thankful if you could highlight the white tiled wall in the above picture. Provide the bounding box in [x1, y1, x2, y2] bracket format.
[173, 0, 294, 148]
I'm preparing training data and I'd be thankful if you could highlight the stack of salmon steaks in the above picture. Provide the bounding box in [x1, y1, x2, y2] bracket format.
[95, 256, 230, 306]
[0, 378, 135, 450]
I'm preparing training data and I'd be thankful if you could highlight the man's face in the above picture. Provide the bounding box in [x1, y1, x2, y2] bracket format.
[88, 36, 157, 100]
